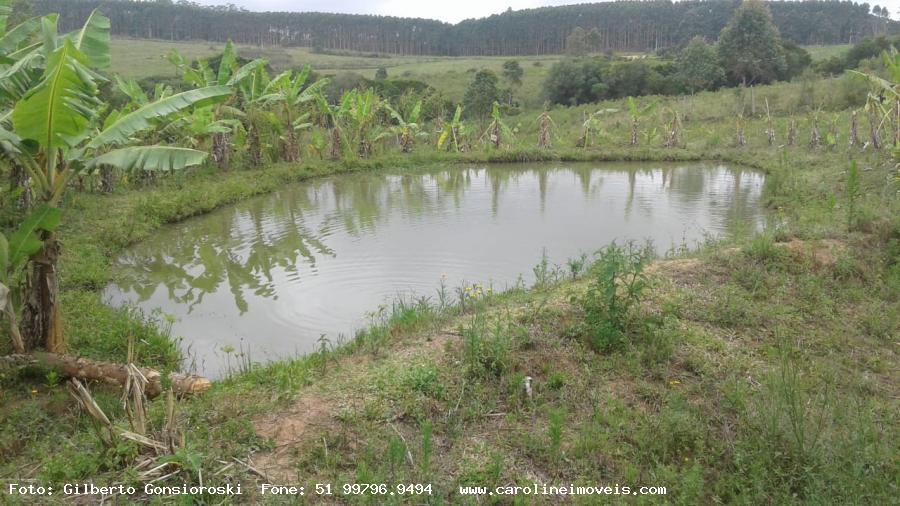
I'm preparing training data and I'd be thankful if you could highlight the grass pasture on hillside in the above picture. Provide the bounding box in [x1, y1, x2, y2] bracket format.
[111, 38, 563, 105]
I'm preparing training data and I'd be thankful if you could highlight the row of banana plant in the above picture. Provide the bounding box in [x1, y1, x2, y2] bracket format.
[164, 42, 439, 166]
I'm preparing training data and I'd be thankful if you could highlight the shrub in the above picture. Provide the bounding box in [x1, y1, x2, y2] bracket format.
[461, 314, 511, 379]
[577, 242, 653, 352]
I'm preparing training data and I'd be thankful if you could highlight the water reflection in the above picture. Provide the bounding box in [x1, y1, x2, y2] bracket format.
[106, 162, 765, 377]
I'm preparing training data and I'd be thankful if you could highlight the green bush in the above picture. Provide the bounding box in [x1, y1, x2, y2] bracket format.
[461, 314, 511, 379]
[577, 242, 653, 352]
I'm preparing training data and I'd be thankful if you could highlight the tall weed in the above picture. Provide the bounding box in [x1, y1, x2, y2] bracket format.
[576, 242, 653, 351]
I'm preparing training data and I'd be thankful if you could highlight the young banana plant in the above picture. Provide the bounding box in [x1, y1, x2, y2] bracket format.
[345, 88, 389, 158]
[0, 206, 60, 353]
[167, 41, 246, 168]
[851, 49, 900, 150]
[577, 108, 617, 149]
[480, 102, 515, 149]
[536, 109, 554, 149]
[258, 65, 330, 162]
[314, 90, 353, 160]
[384, 100, 424, 153]
[437, 105, 465, 152]
[626, 97, 656, 146]
[227, 58, 272, 166]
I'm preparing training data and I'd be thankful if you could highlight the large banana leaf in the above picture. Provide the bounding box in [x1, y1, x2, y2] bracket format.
[0, 49, 43, 104]
[88, 85, 232, 149]
[66, 9, 110, 69]
[7, 205, 60, 267]
[114, 75, 148, 106]
[40, 14, 57, 56]
[0, 16, 41, 55]
[87, 146, 208, 172]
[12, 40, 99, 151]
[227, 58, 268, 87]
[0, 0, 10, 34]
[296, 78, 329, 104]
[217, 40, 237, 85]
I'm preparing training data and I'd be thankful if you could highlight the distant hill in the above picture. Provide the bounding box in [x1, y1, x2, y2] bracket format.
[27, 0, 899, 56]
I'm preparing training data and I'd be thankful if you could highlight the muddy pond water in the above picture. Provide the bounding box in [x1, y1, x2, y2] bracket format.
[104, 162, 766, 377]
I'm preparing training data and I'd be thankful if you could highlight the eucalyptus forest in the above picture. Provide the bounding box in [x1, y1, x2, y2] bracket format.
[0, 0, 897, 504]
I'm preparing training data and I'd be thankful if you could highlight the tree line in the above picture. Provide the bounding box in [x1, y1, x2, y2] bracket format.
[22, 0, 899, 56]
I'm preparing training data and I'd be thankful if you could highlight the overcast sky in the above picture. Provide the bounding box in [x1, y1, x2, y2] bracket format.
[189, 0, 899, 23]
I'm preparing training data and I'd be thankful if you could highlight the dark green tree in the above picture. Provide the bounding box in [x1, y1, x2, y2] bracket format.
[542, 58, 607, 106]
[463, 69, 501, 119]
[677, 36, 725, 92]
[780, 41, 811, 80]
[565, 27, 590, 56]
[502, 60, 523, 104]
[375, 67, 388, 80]
[717, 0, 786, 85]
[502, 60, 523, 87]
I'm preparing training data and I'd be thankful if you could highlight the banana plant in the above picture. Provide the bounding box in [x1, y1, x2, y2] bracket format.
[480, 102, 515, 149]
[662, 107, 683, 148]
[851, 49, 900, 150]
[384, 99, 424, 153]
[626, 96, 656, 146]
[227, 58, 272, 166]
[0, 10, 232, 352]
[169, 41, 248, 169]
[258, 65, 329, 162]
[0, 205, 60, 353]
[536, 109, 555, 149]
[576, 108, 617, 149]
[306, 129, 327, 160]
[341, 88, 388, 158]
[314, 90, 354, 160]
[438, 105, 467, 152]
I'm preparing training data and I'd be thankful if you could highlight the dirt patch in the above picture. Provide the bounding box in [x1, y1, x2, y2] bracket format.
[250, 332, 456, 482]
[645, 257, 702, 277]
[251, 394, 335, 483]
[780, 238, 845, 267]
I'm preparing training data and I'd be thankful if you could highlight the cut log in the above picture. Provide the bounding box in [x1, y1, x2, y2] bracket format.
[0, 353, 211, 397]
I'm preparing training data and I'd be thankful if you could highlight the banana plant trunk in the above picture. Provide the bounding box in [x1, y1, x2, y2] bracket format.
[9, 162, 32, 210]
[400, 131, 413, 153]
[248, 126, 262, 166]
[538, 115, 551, 149]
[330, 128, 342, 159]
[21, 232, 65, 353]
[100, 166, 115, 193]
[282, 128, 299, 163]
[212, 133, 230, 169]
[358, 139, 371, 159]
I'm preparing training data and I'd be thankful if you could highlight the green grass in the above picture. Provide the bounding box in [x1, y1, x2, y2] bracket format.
[803, 44, 853, 62]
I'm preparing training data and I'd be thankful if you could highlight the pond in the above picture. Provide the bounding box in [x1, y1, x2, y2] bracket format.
[104, 162, 766, 377]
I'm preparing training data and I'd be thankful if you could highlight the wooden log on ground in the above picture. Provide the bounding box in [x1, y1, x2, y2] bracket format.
[0, 353, 211, 397]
